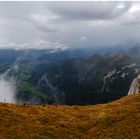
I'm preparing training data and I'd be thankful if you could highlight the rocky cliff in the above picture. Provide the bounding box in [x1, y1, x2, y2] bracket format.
[128, 74, 140, 95]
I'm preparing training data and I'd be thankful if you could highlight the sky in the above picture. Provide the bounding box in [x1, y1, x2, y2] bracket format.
[0, 1, 140, 50]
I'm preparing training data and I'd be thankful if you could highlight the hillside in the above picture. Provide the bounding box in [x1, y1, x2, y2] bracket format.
[31, 53, 140, 105]
[0, 49, 140, 105]
[0, 94, 140, 138]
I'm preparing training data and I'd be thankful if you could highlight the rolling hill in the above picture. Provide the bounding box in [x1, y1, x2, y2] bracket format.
[0, 94, 140, 138]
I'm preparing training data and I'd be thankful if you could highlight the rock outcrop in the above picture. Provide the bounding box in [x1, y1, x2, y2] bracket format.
[128, 74, 140, 95]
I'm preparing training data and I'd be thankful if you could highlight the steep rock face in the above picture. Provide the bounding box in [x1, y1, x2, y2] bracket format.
[128, 74, 140, 95]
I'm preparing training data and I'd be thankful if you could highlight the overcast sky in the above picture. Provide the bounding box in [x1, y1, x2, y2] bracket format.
[0, 1, 140, 50]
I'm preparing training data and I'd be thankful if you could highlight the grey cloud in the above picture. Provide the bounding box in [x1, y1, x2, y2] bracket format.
[0, 2, 46, 21]
[29, 14, 59, 32]
[118, 4, 140, 25]
[29, 2, 132, 33]
[46, 2, 132, 21]
[0, 1, 139, 50]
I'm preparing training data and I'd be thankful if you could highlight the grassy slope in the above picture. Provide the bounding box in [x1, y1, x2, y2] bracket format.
[0, 94, 140, 138]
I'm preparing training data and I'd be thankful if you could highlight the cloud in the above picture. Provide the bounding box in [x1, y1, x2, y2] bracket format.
[27, 2, 133, 34]
[0, 1, 140, 49]
[47, 2, 132, 21]
[117, 3, 140, 25]
[0, 74, 16, 103]
[80, 36, 88, 42]
[30, 14, 58, 32]
[0, 40, 68, 50]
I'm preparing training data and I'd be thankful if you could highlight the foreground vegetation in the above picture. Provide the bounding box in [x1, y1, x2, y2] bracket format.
[0, 94, 140, 138]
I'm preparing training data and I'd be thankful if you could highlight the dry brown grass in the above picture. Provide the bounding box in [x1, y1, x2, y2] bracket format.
[0, 94, 140, 138]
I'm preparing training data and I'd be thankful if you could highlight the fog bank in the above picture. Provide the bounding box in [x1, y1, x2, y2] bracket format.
[0, 68, 17, 103]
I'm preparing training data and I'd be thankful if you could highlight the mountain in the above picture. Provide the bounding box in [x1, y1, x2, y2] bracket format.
[0, 48, 93, 104]
[128, 74, 140, 95]
[30, 53, 140, 105]
[0, 94, 140, 138]
[0, 47, 140, 105]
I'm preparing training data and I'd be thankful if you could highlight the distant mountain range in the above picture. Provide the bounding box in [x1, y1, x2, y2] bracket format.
[0, 46, 140, 105]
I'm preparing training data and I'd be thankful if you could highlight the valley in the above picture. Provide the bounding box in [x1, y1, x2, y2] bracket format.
[0, 47, 140, 105]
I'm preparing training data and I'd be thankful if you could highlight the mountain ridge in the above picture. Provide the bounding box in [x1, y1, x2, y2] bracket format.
[0, 48, 140, 105]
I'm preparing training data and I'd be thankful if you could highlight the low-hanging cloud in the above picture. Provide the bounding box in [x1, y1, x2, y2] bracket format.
[0, 72, 16, 103]
[0, 40, 68, 50]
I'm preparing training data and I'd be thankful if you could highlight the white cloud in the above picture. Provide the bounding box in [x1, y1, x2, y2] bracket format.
[118, 3, 140, 25]
[0, 40, 68, 50]
[80, 36, 88, 42]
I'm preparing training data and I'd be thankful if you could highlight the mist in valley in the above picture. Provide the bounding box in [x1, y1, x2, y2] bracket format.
[0, 73, 16, 103]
